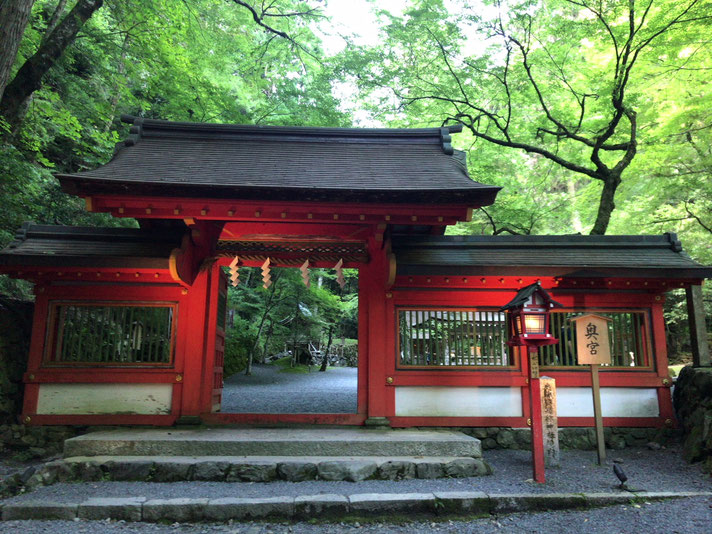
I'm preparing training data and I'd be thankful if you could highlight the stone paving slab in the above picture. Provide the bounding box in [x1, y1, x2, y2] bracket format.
[63, 428, 482, 458]
[2, 491, 709, 522]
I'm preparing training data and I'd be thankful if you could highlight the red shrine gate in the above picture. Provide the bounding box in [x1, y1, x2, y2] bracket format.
[0, 117, 709, 429]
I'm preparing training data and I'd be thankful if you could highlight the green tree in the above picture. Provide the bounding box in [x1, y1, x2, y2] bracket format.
[339, 0, 712, 234]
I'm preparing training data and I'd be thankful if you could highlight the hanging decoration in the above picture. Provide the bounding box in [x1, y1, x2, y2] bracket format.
[228, 256, 240, 287]
[300, 259, 310, 288]
[261, 257, 272, 289]
[334, 258, 345, 289]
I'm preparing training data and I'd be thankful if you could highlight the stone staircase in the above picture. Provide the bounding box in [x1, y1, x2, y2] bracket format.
[60, 427, 491, 482]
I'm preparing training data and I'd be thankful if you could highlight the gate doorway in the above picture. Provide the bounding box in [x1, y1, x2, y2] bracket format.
[205, 262, 363, 424]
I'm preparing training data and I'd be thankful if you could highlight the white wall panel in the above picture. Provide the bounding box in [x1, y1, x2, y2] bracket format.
[395, 386, 522, 417]
[37, 383, 172, 415]
[556, 387, 659, 418]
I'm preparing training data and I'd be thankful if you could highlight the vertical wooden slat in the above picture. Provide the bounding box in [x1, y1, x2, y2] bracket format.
[564, 313, 573, 366]
[457, 310, 468, 365]
[469, 311, 476, 365]
[427, 310, 434, 366]
[57, 306, 69, 362]
[149, 307, 159, 363]
[635, 313, 644, 366]
[444, 310, 450, 365]
[408, 310, 414, 365]
[471, 311, 478, 365]
[93, 307, 104, 363]
[454, 310, 461, 365]
[414, 310, 421, 365]
[485, 311, 493, 365]
[433, 311, 440, 365]
[126, 306, 136, 362]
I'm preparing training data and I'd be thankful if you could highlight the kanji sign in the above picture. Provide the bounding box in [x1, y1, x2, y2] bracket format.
[571, 314, 612, 365]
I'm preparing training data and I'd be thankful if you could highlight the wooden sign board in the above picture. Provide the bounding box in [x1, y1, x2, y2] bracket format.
[570, 314, 612, 365]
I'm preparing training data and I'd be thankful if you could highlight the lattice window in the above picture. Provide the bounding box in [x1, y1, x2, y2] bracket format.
[46, 302, 176, 365]
[398, 309, 512, 367]
[539, 311, 649, 368]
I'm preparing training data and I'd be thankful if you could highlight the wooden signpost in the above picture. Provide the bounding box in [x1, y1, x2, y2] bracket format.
[571, 314, 613, 465]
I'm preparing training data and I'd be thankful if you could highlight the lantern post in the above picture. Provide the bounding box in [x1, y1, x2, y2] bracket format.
[500, 282, 562, 483]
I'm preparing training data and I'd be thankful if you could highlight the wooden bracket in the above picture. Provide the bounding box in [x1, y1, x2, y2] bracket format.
[169, 220, 225, 287]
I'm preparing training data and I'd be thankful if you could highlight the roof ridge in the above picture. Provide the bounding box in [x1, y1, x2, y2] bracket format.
[119, 115, 462, 149]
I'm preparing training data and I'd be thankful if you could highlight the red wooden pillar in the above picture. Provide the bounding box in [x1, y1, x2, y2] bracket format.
[527, 346, 546, 483]
[178, 268, 211, 418]
[21, 284, 50, 421]
[651, 299, 675, 424]
[363, 234, 390, 420]
[199, 263, 225, 414]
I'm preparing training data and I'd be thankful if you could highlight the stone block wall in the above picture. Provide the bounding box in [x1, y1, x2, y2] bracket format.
[673, 365, 712, 472]
[0, 299, 33, 425]
[453, 426, 673, 451]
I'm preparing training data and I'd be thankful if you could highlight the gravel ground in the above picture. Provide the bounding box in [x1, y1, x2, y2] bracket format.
[220, 364, 357, 414]
[0, 496, 710, 533]
[5, 444, 710, 504]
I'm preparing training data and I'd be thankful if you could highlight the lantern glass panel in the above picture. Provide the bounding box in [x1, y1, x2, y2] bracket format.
[524, 313, 546, 334]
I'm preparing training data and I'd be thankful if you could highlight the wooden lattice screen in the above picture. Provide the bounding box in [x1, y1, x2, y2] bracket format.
[539, 311, 649, 367]
[398, 309, 511, 367]
[48, 303, 175, 364]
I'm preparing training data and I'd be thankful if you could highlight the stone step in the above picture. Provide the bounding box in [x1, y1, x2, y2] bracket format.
[4, 492, 710, 522]
[59, 455, 492, 482]
[64, 428, 482, 459]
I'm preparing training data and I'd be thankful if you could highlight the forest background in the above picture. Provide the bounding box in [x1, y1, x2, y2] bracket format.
[0, 0, 710, 371]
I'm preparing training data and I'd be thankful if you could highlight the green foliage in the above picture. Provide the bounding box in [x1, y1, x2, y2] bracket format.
[223, 266, 358, 373]
[223, 316, 255, 376]
[0, 0, 347, 299]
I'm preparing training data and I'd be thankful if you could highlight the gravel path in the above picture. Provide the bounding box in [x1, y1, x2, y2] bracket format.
[0, 496, 710, 533]
[220, 364, 357, 414]
[5, 444, 710, 504]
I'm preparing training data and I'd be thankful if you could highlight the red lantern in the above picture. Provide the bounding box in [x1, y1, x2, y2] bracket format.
[501, 282, 561, 348]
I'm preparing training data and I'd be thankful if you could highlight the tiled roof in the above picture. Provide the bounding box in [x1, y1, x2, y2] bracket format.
[0, 224, 181, 269]
[392, 233, 712, 279]
[56, 116, 501, 205]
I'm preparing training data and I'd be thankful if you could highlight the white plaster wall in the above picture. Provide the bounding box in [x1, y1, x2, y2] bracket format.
[395, 387, 523, 417]
[555, 387, 660, 418]
[36, 383, 173, 415]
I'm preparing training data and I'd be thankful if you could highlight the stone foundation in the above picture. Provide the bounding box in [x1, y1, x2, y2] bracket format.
[453, 426, 674, 451]
[0, 424, 81, 460]
[673, 365, 712, 472]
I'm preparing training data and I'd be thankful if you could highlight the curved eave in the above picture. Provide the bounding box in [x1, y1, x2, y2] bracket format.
[0, 254, 170, 271]
[58, 176, 502, 206]
[395, 263, 712, 280]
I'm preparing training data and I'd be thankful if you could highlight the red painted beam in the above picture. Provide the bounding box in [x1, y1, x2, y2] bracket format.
[88, 195, 471, 225]
[24, 371, 182, 383]
[2, 269, 176, 284]
[395, 275, 693, 292]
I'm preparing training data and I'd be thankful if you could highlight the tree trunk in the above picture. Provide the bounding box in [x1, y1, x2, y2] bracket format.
[103, 33, 130, 132]
[42, 0, 68, 43]
[259, 318, 273, 363]
[0, 0, 103, 130]
[589, 173, 621, 235]
[0, 0, 35, 102]
[319, 325, 333, 372]
[244, 273, 281, 375]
